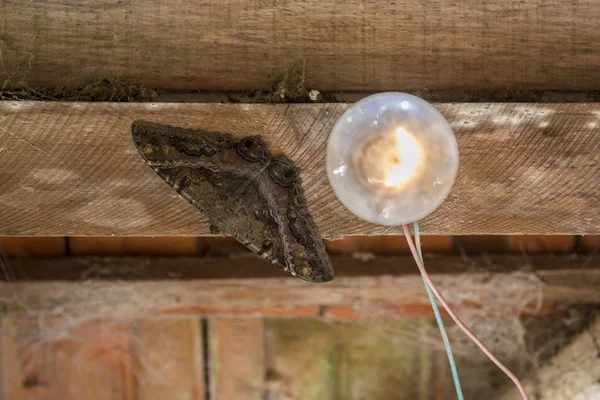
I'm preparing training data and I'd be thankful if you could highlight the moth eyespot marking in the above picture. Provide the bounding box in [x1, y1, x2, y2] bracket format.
[269, 159, 298, 187]
[237, 138, 266, 162]
[179, 177, 191, 188]
[287, 208, 299, 220]
[262, 240, 273, 250]
[203, 145, 216, 156]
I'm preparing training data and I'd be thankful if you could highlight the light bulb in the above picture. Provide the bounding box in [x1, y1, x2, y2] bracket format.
[326, 92, 458, 225]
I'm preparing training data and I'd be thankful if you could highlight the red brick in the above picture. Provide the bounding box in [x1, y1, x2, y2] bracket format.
[581, 236, 600, 252]
[0, 237, 66, 257]
[510, 235, 574, 253]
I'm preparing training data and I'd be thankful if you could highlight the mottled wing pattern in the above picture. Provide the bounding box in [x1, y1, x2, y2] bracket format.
[131, 120, 334, 283]
[253, 157, 333, 282]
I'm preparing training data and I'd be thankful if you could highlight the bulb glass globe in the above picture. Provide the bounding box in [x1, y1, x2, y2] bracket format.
[326, 92, 458, 225]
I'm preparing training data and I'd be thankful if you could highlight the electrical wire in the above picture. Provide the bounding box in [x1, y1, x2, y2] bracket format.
[413, 222, 464, 400]
[403, 224, 529, 400]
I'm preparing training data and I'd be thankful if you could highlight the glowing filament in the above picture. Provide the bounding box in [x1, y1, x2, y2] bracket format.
[384, 127, 421, 186]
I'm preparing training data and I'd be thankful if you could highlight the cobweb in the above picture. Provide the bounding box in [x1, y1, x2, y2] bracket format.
[0, 247, 594, 399]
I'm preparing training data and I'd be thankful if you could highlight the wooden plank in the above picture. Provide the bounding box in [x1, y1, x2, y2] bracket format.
[336, 320, 424, 400]
[265, 319, 338, 400]
[2, 1, 600, 91]
[1, 318, 136, 400]
[0, 255, 598, 319]
[131, 319, 205, 400]
[0, 317, 205, 400]
[265, 318, 500, 399]
[208, 318, 264, 400]
[499, 319, 600, 400]
[0, 254, 592, 281]
[1, 103, 599, 236]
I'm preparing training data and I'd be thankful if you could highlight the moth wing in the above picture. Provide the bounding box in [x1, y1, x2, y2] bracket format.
[251, 157, 334, 282]
[132, 122, 333, 282]
[132, 121, 269, 222]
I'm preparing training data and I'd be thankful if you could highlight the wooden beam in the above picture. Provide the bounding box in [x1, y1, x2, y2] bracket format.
[499, 319, 600, 400]
[0, 255, 598, 319]
[1, 102, 599, 236]
[0, 254, 595, 281]
[2, 1, 600, 91]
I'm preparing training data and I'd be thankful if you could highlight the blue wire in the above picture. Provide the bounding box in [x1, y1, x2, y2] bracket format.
[413, 221, 464, 400]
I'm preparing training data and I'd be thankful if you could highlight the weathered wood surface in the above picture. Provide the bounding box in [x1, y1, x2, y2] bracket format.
[265, 318, 528, 400]
[499, 319, 600, 400]
[0, 314, 529, 400]
[0, 317, 205, 400]
[209, 318, 264, 400]
[2, 0, 600, 91]
[1, 255, 599, 319]
[265, 319, 430, 400]
[1, 102, 599, 236]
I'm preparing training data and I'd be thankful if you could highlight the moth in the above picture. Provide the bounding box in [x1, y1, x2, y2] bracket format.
[131, 120, 334, 283]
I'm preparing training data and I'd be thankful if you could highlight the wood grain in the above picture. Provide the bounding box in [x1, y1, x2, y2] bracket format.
[208, 318, 264, 400]
[264, 319, 339, 400]
[1, 102, 599, 236]
[1, 318, 136, 400]
[2, 0, 600, 91]
[336, 320, 424, 400]
[265, 318, 509, 400]
[0, 255, 598, 319]
[131, 319, 205, 400]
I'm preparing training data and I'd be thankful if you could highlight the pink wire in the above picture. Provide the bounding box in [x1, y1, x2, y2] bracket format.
[402, 225, 529, 400]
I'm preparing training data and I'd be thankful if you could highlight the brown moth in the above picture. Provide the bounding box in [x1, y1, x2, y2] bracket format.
[131, 120, 334, 283]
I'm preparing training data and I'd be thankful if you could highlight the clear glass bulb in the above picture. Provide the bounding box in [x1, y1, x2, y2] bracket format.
[327, 92, 459, 225]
